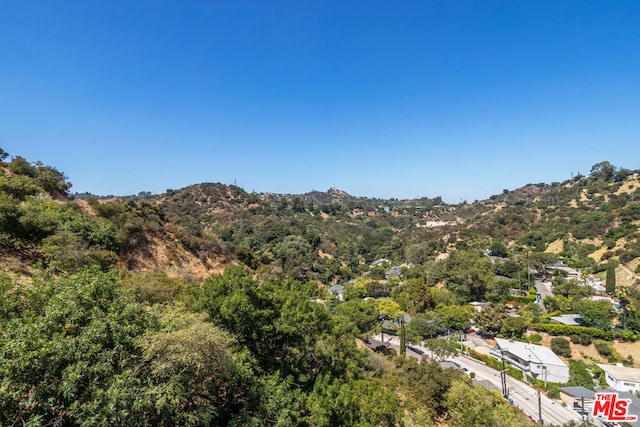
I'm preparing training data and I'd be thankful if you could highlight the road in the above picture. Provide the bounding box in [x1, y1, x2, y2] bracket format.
[451, 354, 583, 426]
[535, 279, 554, 306]
[373, 334, 583, 426]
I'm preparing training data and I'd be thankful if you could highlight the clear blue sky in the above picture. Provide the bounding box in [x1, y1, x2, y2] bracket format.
[1, 1, 639, 203]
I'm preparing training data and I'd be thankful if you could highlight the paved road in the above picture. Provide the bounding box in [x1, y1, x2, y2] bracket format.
[373, 334, 583, 426]
[535, 279, 554, 306]
[452, 354, 582, 426]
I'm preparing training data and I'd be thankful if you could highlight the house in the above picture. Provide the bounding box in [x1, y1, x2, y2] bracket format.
[385, 266, 402, 280]
[613, 391, 640, 421]
[584, 278, 606, 294]
[469, 301, 491, 312]
[509, 288, 529, 297]
[560, 386, 640, 423]
[597, 363, 640, 393]
[550, 314, 586, 326]
[559, 386, 595, 414]
[328, 284, 345, 301]
[491, 338, 570, 383]
[589, 295, 617, 306]
[549, 262, 580, 280]
[370, 258, 388, 267]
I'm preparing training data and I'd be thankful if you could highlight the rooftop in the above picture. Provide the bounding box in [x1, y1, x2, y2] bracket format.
[495, 338, 567, 367]
[549, 314, 585, 326]
[560, 386, 595, 399]
[597, 363, 640, 383]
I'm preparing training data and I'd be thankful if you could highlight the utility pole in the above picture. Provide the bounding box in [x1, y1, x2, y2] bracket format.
[538, 389, 543, 425]
[500, 351, 508, 399]
[400, 316, 406, 357]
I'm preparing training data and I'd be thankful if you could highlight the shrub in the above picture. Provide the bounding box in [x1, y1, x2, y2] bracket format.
[532, 323, 613, 340]
[551, 337, 572, 358]
[546, 383, 560, 399]
[567, 360, 595, 390]
[529, 334, 543, 344]
[467, 348, 523, 380]
[580, 334, 592, 345]
[570, 333, 592, 346]
[594, 340, 613, 359]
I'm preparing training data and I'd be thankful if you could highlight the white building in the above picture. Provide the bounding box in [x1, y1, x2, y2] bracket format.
[597, 363, 640, 393]
[550, 314, 585, 326]
[491, 338, 570, 383]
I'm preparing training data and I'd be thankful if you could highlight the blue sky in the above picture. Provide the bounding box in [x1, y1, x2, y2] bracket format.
[1, 1, 639, 203]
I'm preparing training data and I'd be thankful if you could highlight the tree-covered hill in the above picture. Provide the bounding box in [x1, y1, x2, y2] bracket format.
[4, 148, 640, 426]
[3, 149, 640, 286]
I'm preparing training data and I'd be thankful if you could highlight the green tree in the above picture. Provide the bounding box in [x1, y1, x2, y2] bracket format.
[489, 241, 508, 258]
[196, 266, 362, 387]
[196, 266, 280, 368]
[590, 161, 616, 181]
[306, 375, 401, 426]
[334, 299, 380, 334]
[405, 243, 428, 265]
[396, 358, 458, 418]
[501, 316, 530, 338]
[424, 338, 458, 361]
[0, 174, 41, 200]
[612, 285, 634, 330]
[0, 268, 155, 425]
[376, 298, 404, 319]
[574, 299, 613, 330]
[436, 304, 472, 332]
[445, 381, 530, 427]
[404, 276, 432, 313]
[606, 265, 616, 294]
[485, 277, 513, 303]
[8, 155, 36, 177]
[440, 249, 494, 301]
[139, 310, 255, 426]
[543, 295, 572, 313]
[406, 312, 441, 343]
[475, 306, 509, 337]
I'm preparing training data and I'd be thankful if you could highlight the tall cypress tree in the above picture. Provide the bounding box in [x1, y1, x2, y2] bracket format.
[606, 265, 616, 294]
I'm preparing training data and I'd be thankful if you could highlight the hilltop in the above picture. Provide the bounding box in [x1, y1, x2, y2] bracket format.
[3, 149, 640, 288]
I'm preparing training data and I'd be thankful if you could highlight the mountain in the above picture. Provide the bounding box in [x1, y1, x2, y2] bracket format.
[2, 151, 640, 287]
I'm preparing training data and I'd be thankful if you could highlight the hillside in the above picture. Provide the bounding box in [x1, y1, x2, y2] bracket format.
[6, 150, 640, 426]
[3, 151, 640, 287]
